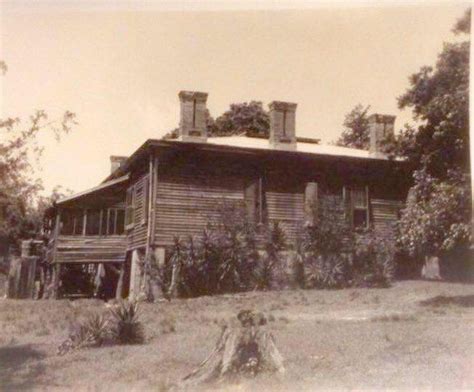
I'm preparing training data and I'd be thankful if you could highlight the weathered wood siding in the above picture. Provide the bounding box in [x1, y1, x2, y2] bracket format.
[154, 171, 245, 246]
[371, 199, 403, 237]
[266, 191, 305, 244]
[54, 235, 127, 264]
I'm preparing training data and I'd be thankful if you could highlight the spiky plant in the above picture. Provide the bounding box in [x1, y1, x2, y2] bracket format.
[57, 313, 109, 356]
[110, 301, 145, 344]
[304, 254, 348, 289]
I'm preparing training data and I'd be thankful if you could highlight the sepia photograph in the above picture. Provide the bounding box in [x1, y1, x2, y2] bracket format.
[0, 0, 472, 390]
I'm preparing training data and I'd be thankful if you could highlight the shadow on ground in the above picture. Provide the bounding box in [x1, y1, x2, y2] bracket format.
[419, 295, 474, 308]
[0, 344, 46, 390]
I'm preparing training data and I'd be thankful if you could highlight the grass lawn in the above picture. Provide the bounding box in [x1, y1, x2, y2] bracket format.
[0, 280, 473, 391]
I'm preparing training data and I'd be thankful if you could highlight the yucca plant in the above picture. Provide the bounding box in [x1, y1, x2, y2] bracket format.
[110, 301, 145, 344]
[57, 313, 109, 356]
[304, 254, 348, 289]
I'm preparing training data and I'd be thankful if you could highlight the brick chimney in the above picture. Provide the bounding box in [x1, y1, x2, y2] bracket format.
[110, 156, 127, 173]
[179, 91, 208, 142]
[368, 114, 395, 158]
[269, 101, 297, 150]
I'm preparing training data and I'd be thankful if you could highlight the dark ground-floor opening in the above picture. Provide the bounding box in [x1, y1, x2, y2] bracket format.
[58, 262, 128, 300]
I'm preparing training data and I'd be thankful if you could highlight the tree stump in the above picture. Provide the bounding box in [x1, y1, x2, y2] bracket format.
[182, 310, 285, 386]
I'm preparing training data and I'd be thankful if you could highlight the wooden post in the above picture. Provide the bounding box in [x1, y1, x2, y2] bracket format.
[141, 153, 160, 301]
[106, 208, 110, 236]
[52, 210, 61, 264]
[52, 263, 61, 299]
[82, 209, 87, 236]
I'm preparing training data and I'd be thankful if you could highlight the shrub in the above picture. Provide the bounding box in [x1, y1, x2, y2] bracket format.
[352, 230, 396, 288]
[110, 301, 145, 344]
[164, 201, 260, 297]
[397, 168, 471, 271]
[255, 221, 287, 290]
[57, 301, 145, 355]
[297, 195, 353, 289]
[304, 253, 350, 289]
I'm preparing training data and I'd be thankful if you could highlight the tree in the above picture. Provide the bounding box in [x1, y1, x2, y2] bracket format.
[213, 101, 270, 138]
[0, 62, 76, 246]
[387, 9, 470, 179]
[397, 169, 471, 260]
[162, 101, 270, 140]
[391, 9, 472, 275]
[335, 104, 371, 150]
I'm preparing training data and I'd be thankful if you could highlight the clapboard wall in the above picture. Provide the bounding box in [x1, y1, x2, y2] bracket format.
[154, 167, 246, 247]
[149, 163, 404, 249]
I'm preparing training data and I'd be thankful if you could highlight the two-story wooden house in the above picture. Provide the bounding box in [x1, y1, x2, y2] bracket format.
[46, 91, 410, 299]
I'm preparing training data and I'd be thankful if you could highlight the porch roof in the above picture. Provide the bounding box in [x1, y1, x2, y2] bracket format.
[56, 174, 130, 206]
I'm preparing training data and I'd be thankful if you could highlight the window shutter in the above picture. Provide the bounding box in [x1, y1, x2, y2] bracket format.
[304, 182, 318, 226]
[245, 181, 258, 222]
[142, 177, 150, 225]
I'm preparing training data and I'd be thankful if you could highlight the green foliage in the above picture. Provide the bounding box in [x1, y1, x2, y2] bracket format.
[164, 202, 260, 297]
[304, 254, 349, 289]
[110, 301, 145, 345]
[298, 197, 353, 257]
[57, 301, 145, 355]
[335, 104, 371, 150]
[213, 101, 270, 138]
[0, 62, 76, 245]
[256, 222, 287, 290]
[297, 196, 353, 289]
[397, 168, 471, 260]
[57, 313, 110, 355]
[353, 230, 396, 288]
[386, 10, 470, 179]
[162, 101, 270, 139]
[381, 9, 472, 272]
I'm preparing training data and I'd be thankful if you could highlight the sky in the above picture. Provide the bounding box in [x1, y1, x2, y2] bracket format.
[0, 0, 469, 195]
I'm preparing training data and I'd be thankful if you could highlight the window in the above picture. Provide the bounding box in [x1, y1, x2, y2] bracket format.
[125, 186, 135, 229]
[344, 186, 370, 229]
[85, 209, 101, 235]
[107, 208, 125, 235]
[60, 208, 125, 236]
[245, 177, 266, 225]
[60, 209, 84, 235]
[116, 209, 125, 235]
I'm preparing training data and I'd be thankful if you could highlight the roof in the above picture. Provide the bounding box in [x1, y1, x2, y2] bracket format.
[104, 135, 401, 183]
[57, 174, 130, 205]
[202, 136, 374, 159]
